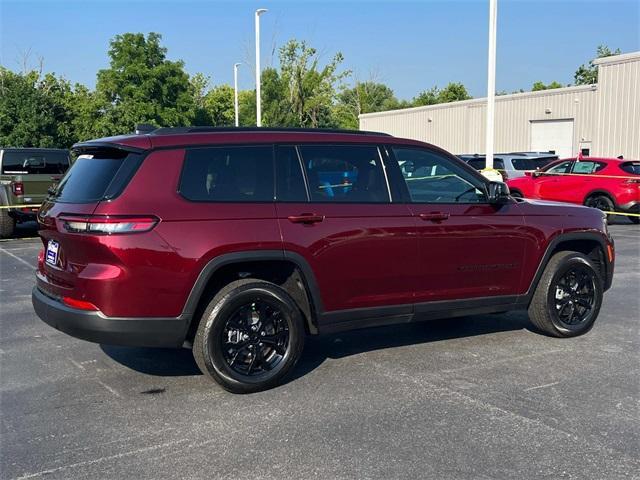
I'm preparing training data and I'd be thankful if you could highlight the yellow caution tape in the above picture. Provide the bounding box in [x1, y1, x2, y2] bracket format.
[528, 171, 640, 180]
[603, 211, 640, 217]
[0, 204, 41, 210]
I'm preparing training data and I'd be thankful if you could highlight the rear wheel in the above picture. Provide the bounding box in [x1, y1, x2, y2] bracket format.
[193, 279, 305, 393]
[585, 194, 615, 222]
[0, 210, 15, 238]
[528, 251, 603, 337]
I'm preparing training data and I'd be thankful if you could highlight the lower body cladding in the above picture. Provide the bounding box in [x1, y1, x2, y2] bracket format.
[32, 287, 188, 348]
[33, 285, 527, 347]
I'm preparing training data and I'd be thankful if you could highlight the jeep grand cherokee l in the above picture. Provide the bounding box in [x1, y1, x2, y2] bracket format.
[32, 127, 615, 393]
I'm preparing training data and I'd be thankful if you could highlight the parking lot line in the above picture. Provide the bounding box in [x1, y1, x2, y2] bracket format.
[0, 246, 35, 270]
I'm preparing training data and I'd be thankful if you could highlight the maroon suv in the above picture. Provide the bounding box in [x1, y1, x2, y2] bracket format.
[33, 127, 615, 393]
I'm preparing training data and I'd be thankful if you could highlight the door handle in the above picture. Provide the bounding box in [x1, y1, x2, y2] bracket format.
[419, 212, 450, 222]
[287, 214, 325, 224]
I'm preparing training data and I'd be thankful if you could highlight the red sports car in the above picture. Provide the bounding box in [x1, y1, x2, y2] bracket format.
[507, 157, 640, 223]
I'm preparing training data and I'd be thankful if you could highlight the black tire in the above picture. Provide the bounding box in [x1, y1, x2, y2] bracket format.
[627, 215, 640, 224]
[584, 194, 615, 222]
[528, 251, 603, 338]
[0, 210, 15, 238]
[510, 190, 523, 199]
[193, 279, 305, 393]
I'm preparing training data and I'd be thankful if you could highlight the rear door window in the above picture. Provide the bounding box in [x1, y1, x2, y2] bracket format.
[1, 150, 70, 174]
[298, 145, 389, 203]
[275, 146, 308, 202]
[180, 146, 274, 202]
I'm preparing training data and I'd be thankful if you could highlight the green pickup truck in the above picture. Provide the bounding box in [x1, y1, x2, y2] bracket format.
[0, 148, 71, 238]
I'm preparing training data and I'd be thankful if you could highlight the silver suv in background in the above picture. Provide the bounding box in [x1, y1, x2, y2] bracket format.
[458, 152, 558, 181]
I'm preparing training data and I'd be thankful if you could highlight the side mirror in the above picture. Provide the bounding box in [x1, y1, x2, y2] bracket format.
[487, 181, 511, 204]
[532, 170, 542, 178]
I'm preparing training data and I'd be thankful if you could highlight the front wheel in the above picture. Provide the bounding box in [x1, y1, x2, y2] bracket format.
[193, 279, 305, 393]
[528, 251, 603, 337]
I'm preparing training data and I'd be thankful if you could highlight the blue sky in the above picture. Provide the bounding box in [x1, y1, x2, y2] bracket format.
[1, 0, 638, 99]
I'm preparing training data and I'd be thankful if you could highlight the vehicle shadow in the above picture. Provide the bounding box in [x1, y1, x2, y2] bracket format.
[100, 344, 203, 376]
[288, 311, 532, 383]
[100, 311, 533, 380]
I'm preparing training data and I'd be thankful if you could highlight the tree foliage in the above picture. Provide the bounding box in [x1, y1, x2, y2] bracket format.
[0, 68, 78, 147]
[574, 45, 621, 85]
[3, 32, 616, 148]
[531, 80, 564, 91]
[334, 81, 404, 129]
[92, 32, 196, 136]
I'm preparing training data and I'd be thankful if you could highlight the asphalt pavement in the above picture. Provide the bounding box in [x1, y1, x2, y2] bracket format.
[1, 221, 638, 479]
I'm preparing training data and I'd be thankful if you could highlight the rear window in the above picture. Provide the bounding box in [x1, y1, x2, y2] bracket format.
[1, 150, 70, 174]
[620, 162, 640, 175]
[179, 146, 274, 202]
[53, 150, 140, 203]
[511, 157, 557, 171]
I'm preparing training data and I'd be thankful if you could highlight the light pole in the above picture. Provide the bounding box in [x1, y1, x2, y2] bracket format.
[255, 8, 268, 127]
[483, 0, 502, 181]
[234, 62, 241, 127]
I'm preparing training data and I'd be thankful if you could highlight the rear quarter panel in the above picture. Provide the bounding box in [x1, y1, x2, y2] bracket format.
[92, 148, 282, 317]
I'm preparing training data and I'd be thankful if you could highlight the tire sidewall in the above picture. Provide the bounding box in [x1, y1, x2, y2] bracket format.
[544, 255, 603, 336]
[198, 283, 304, 392]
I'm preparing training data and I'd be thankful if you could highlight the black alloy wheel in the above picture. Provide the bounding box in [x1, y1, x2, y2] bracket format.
[220, 300, 290, 377]
[551, 264, 597, 329]
[193, 279, 305, 393]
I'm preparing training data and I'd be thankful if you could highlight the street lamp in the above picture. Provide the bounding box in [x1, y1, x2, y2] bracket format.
[234, 62, 241, 127]
[255, 8, 268, 127]
[483, 0, 502, 181]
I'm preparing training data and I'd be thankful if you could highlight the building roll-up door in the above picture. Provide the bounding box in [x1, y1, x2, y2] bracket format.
[530, 119, 574, 158]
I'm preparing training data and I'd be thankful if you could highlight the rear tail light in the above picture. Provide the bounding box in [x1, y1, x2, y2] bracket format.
[59, 215, 159, 234]
[62, 296, 99, 311]
[11, 181, 24, 196]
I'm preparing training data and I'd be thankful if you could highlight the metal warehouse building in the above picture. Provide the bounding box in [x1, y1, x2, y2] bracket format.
[359, 51, 640, 159]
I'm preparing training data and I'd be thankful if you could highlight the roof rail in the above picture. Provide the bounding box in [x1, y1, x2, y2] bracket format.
[135, 124, 158, 135]
[143, 126, 392, 137]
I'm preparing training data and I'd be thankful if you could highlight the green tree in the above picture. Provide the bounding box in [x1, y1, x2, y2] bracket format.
[0, 68, 78, 148]
[413, 86, 440, 106]
[532, 80, 564, 91]
[93, 32, 196, 136]
[261, 67, 296, 127]
[202, 84, 235, 126]
[275, 39, 350, 128]
[335, 81, 401, 129]
[191, 72, 212, 125]
[437, 82, 471, 103]
[574, 45, 621, 85]
[412, 83, 471, 107]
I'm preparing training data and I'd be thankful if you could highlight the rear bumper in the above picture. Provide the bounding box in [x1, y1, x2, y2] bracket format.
[32, 287, 189, 348]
